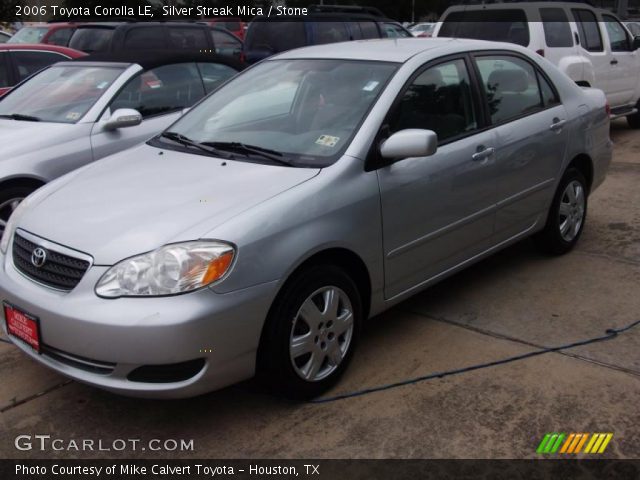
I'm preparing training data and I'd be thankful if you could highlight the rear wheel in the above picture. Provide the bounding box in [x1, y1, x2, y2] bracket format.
[0, 186, 34, 239]
[534, 168, 588, 255]
[258, 265, 362, 399]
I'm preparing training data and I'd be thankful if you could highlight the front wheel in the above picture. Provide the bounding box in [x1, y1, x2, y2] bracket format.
[258, 265, 362, 400]
[534, 168, 588, 255]
[628, 111, 640, 129]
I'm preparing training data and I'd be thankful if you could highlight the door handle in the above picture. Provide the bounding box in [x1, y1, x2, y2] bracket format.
[550, 119, 566, 131]
[471, 146, 495, 162]
[611, 59, 619, 65]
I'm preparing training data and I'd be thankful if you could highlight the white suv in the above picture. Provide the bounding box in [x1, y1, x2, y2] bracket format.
[434, 2, 640, 128]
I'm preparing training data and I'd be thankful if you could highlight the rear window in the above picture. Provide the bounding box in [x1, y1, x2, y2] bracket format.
[123, 27, 165, 50]
[69, 28, 114, 53]
[439, 9, 530, 47]
[8, 27, 48, 44]
[573, 9, 604, 52]
[246, 22, 307, 54]
[168, 27, 209, 49]
[540, 8, 573, 48]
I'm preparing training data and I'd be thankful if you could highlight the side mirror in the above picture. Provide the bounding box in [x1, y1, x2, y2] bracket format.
[104, 108, 142, 130]
[380, 129, 438, 160]
[633, 36, 640, 51]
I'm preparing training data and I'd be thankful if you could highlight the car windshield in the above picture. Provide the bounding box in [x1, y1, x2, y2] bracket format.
[161, 59, 398, 167]
[0, 65, 123, 123]
[7, 26, 48, 44]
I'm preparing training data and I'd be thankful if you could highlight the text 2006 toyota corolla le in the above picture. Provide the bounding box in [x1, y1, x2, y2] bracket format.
[0, 39, 611, 399]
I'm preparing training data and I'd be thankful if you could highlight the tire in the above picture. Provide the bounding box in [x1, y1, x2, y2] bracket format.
[627, 112, 640, 129]
[534, 168, 588, 255]
[0, 185, 35, 239]
[258, 265, 362, 400]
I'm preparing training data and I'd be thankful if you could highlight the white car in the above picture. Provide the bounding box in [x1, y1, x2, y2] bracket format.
[435, 2, 640, 128]
[409, 23, 436, 37]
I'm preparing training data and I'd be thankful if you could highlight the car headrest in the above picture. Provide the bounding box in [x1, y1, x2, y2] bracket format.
[487, 69, 528, 93]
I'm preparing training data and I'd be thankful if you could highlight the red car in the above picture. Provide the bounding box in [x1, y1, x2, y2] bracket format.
[0, 44, 86, 97]
[8, 23, 81, 47]
[202, 18, 246, 40]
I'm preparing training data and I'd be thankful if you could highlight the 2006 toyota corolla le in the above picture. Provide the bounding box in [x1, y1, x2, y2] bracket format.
[0, 39, 611, 399]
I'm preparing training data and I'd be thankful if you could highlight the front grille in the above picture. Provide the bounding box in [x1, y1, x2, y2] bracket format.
[12, 233, 90, 291]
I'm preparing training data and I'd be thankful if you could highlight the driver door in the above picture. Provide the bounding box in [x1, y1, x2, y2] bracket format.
[376, 57, 500, 299]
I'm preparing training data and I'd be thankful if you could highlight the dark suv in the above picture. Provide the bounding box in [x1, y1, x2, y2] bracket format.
[244, 13, 411, 63]
[69, 22, 242, 60]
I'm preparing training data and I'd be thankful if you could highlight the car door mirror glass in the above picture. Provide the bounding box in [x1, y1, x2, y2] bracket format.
[104, 108, 142, 130]
[380, 129, 438, 160]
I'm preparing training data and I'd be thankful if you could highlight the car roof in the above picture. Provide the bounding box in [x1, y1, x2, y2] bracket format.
[0, 44, 86, 57]
[275, 37, 503, 63]
[72, 49, 244, 70]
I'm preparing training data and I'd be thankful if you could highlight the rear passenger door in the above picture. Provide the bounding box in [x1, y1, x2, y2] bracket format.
[90, 63, 206, 160]
[472, 53, 568, 239]
[377, 57, 500, 299]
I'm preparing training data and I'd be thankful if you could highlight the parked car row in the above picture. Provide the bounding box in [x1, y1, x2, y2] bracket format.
[8, 21, 244, 60]
[0, 31, 612, 399]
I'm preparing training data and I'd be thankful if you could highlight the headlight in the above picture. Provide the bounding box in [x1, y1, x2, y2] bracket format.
[95, 241, 235, 298]
[0, 196, 31, 254]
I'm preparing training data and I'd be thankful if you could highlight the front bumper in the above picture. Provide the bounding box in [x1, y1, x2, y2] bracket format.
[0, 247, 278, 399]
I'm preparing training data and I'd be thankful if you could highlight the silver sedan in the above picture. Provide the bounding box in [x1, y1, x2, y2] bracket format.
[0, 39, 611, 399]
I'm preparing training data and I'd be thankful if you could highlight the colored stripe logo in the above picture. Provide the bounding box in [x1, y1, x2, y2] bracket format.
[536, 433, 613, 454]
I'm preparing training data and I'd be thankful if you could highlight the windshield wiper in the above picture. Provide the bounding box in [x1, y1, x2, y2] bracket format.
[0, 113, 41, 122]
[159, 132, 231, 158]
[203, 142, 295, 167]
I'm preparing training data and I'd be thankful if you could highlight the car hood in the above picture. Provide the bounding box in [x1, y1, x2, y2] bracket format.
[0, 120, 82, 157]
[19, 144, 321, 265]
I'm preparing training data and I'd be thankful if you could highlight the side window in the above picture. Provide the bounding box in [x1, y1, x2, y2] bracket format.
[168, 27, 209, 49]
[124, 27, 166, 50]
[314, 22, 350, 44]
[540, 8, 573, 47]
[573, 9, 604, 52]
[359, 22, 380, 39]
[47, 28, 74, 46]
[384, 23, 411, 38]
[210, 29, 242, 57]
[0, 53, 10, 87]
[476, 55, 544, 124]
[12, 51, 67, 82]
[603, 15, 631, 52]
[538, 73, 560, 107]
[197, 62, 238, 94]
[110, 63, 206, 118]
[389, 59, 477, 143]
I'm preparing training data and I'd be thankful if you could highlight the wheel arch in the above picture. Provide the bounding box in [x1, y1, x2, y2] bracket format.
[567, 153, 594, 193]
[255, 247, 373, 369]
[0, 176, 47, 193]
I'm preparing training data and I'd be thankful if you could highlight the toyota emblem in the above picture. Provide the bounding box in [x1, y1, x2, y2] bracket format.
[31, 247, 47, 268]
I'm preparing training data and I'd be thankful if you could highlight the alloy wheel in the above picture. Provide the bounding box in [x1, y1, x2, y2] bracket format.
[289, 286, 354, 382]
[558, 180, 585, 242]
